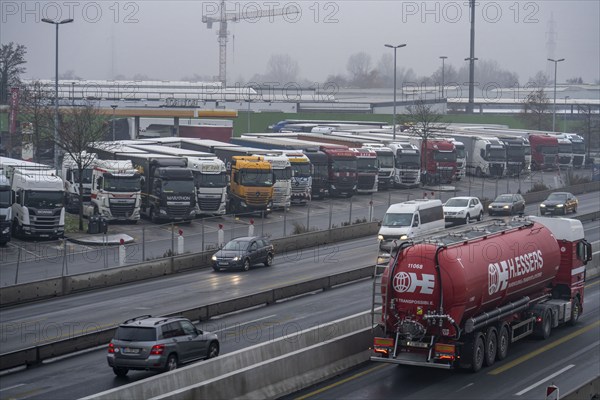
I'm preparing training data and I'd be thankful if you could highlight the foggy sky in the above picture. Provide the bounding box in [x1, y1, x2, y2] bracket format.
[2, 1, 599, 86]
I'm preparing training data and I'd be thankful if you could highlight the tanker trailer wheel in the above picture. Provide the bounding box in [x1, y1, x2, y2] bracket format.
[568, 297, 581, 326]
[461, 332, 485, 372]
[496, 324, 510, 361]
[534, 309, 552, 339]
[484, 327, 498, 366]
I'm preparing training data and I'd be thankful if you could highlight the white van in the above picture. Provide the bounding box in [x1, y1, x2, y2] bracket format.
[377, 199, 445, 251]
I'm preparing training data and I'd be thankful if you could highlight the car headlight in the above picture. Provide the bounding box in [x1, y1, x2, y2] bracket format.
[211, 255, 217, 261]
[540, 204, 546, 207]
[160, 209, 168, 215]
[488, 205, 492, 209]
[2, 227, 10, 234]
[378, 234, 384, 241]
[556, 204, 564, 207]
[232, 256, 240, 261]
[503, 205, 509, 209]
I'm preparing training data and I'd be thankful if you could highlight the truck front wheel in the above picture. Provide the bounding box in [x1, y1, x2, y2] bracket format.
[568, 297, 581, 326]
[534, 310, 552, 339]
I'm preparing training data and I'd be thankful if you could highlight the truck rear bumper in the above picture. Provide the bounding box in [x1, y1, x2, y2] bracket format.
[370, 355, 452, 369]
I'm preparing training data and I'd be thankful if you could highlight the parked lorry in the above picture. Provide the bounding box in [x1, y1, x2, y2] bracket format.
[61, 152, 97, 213]
[84, 159, 141, 222]
[360, 144, 395, 190]
[251, 153, 292, 209]
[121, 154, 196, 223]
[318, 144, 357, 197]
[0, 173, 12, 244]
[350, 148, 378, 193]
[556, 137, 574, 169]
[387, 141, 421, 187]
[6, 165, 65, 239]
[126, 144, 228, 216]
[449, 140, 466, 181]
[227, 156, 274, 214]
[408, 137, 457, 185]
[371, 217, 592, 372]
[529, 134, 559, 170]
[303, 148, 329, 199]
[281, 151, 312, 204]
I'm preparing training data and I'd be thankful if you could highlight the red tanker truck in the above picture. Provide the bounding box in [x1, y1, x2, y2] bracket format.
[371, 216, 592, 372]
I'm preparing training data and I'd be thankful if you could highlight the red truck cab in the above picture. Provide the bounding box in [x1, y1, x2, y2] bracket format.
[318, 144, 357, 197]
[529, 134, 558, 170]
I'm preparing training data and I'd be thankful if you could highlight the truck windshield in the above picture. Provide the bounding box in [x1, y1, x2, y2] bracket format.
[486, 148, 506, 161]
[0, 188, 11, 207]
[382, 213, 413, 227]
[572, 142, 585, 153]
[273, 167, 292, 180]
[506, 147, 524, 159]
[240, 169, 273, 187]
[357, 158, 378, 171]
[312, 164, 328, 179]
[433, 151, 457, 162]
[540, 146, 558, 155]
[396, 153, 420, 167]
[377, 154, 394, 168]
[195, 172, 227, 188]
[24, 191, 64, 208]
[73, 168, 93, 184]
[291, 163, 311, 177]
[524, 146, 531, 156]
[558, 143, 572, 153]
[331, 159, 356, 172]
[162, 179, 195, 192]
[454, 147, 466, 159]
[104, 176, 141, 192]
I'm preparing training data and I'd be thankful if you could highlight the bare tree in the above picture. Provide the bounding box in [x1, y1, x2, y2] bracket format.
[19, 80, 54, 162]
[0, 42, 27, 104]
[347, 52, 372, 88]
[576, 104, 600, 160]
[265, 54, 299, 84]
[57, 102, 109, 230]
[527, 71, 551, 87]
[520, 88, 552, 130]
[397, 99, 447, 184]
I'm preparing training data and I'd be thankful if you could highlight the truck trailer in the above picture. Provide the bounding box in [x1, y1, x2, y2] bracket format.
[371, 216, 592, 372]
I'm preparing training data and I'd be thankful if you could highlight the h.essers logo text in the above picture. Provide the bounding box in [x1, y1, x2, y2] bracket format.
[488, 250, 543, 295]
[393, 272, 435, 295]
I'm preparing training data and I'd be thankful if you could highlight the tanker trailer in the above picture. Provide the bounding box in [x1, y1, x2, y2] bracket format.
[371, 217, 592, 372]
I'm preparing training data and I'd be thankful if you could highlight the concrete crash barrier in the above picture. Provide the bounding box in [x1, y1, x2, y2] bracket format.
[0, 222, 379, 308]
[563, 375, 599, 400]
[522, 181, 600, 204]
[81, 312, 372, 400]
[0, 267, 373, 371]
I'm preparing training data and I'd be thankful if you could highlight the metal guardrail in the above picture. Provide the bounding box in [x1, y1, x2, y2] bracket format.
[1, 211, 598, 371]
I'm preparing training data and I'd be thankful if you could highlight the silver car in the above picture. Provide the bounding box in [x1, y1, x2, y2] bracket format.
[107, 315, 219, 377]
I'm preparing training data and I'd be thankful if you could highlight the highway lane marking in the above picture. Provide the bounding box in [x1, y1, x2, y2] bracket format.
[293, 364, 388, 400]
[588, 280, 600, 288]
[211, 314, 277, 334]
[514, 364, 575, 396]
[488, 320, 600, 375]
[0, 383, 25, 392]
[455, 382, 474, 392]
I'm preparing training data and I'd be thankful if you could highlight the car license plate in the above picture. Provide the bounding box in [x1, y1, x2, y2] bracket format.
[123, 347, 140, 354]
[219, 262, 228, 266]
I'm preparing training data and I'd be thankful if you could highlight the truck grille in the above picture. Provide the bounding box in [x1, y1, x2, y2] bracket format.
[573, 155, 584, 167]
[29, 209, 62, 233]
[245, 192, 270, 206]
[397, 169, 419, 184]
[543, 155, 556, 168]
[489, 164, 504, 177]
[357, 175, 376, 190]
[109, 202, 136, 218]
[559, 156, 571, 165]
[438, 167, 454, 181]
[198, 197, 221, 211]
[167, 205, 192, 219]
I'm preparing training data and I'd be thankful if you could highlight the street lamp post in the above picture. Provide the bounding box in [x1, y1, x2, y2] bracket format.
[548, 57, 565, 132]
[439, 56, 447, 98]
[464, 57, 478, 113]
[42, 17, 74, 170]
[385, 43, 407, 140]
[111, 105, 118, 141]
[563, 96, 570, 132]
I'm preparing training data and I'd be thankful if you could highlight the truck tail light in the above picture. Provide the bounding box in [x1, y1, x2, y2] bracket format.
[434, 343, 455, 360]
[150, 344, 165, 355]
[108, 343, 115, 353]
[373, 337, 394, 356]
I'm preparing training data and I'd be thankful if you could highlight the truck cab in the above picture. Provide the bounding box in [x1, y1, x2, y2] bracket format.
[228, 156, 274, 214]
[0, 173, 12, 245]
[529, 134, 559, 170]
[319, 145, 357, 198]
[61, 152, 97, 213]
[251, 153, 292, 209]
[281, 151, 312, 204]
[350, 148, 378, 193]
[387, 141, 421, 188]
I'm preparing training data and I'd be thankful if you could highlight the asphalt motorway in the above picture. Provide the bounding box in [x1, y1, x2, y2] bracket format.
[0, 171, 597, 286]
[0, 220, 598, 400]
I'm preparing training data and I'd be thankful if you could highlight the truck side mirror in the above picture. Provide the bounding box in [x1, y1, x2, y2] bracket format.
[96, 177, 102, 190]
[66, 169, 72, 182]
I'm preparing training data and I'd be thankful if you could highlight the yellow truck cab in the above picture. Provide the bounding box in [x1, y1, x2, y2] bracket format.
[228, 156, 274, 214]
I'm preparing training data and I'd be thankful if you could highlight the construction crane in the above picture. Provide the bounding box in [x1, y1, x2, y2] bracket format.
[202, 0, 299, 88]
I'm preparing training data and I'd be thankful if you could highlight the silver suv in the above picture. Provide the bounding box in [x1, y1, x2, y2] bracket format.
[107, 315, 219, 377]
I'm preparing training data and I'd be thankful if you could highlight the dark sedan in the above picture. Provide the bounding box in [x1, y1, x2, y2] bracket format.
[212, 236, 274, 271]
[540, 192, 578, 215]
[488, 193, 526, 216]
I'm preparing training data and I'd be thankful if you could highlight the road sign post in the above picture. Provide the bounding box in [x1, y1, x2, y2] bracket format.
[546, 385, 559, 400]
